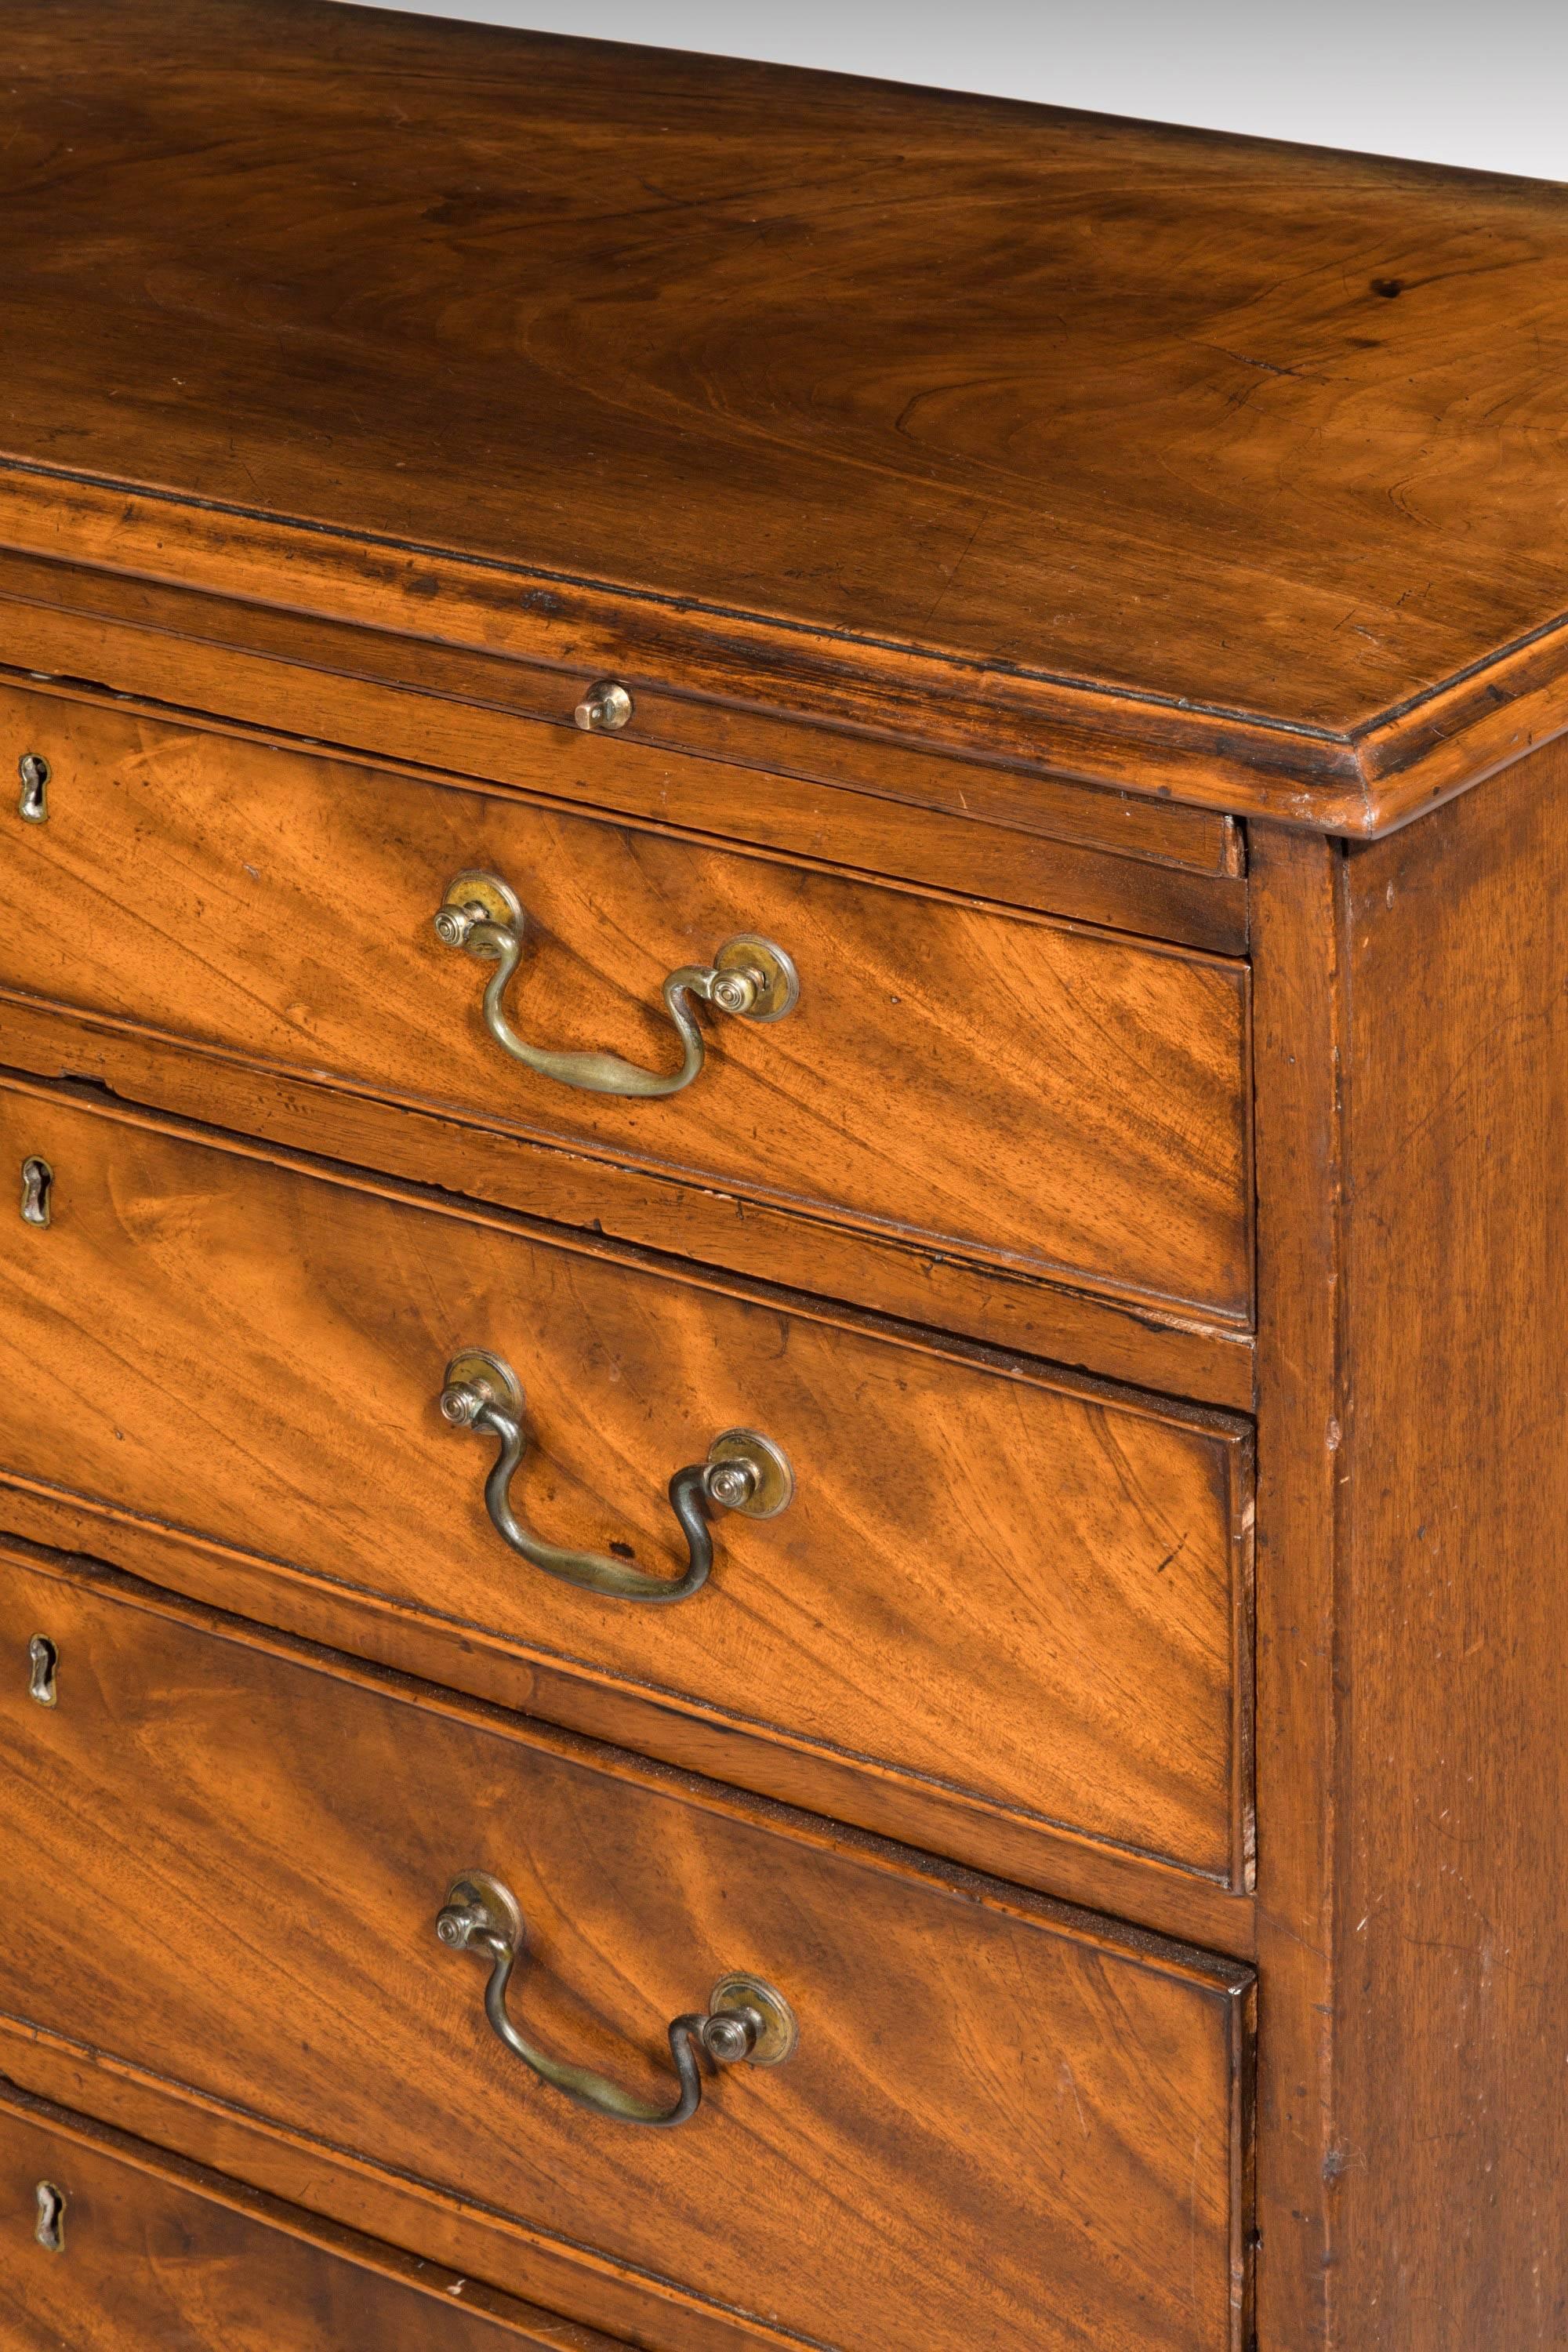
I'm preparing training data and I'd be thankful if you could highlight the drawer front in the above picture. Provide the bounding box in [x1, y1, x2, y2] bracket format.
[0, 2092, 614, 2348]
[0, 1557, 1254, 2352]
[0, 1086, 1252, 1885]
[0, 688, 1252, 1321]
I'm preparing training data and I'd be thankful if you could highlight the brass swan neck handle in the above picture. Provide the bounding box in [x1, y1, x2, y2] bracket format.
[439, 1349, 793, 1603]
[435, 1871, 797, 2129]
[432, 870, 799, 1100]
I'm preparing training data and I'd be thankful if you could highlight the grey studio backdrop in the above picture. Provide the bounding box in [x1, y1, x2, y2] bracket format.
[336, 0, 1568, 180]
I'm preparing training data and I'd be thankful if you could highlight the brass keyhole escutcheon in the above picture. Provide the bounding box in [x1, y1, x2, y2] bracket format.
[27, 1636, 58, 1708]
[34, 2182, 64, 2253]
[20, 1158, 52, 1228]
[17, 753, 49, 824]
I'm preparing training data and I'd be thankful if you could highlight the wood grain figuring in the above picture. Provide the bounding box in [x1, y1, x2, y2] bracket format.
[1324, 737, 1568, 2345]
[0, 1985, 763, 2352]
[1244, 826, 1345, 2348]
[0, 1513, 1254, 1962]
[0, 2088, 622, 2349]
[0, 559, 1253, 913]
[0, 657, 1240, 955]
[2, 2, 1567, 820]
[0, 684, 1254, 1322]
[0, 1081, 1253, 1887]
[0, 995, 1258, 1412]
[6, 13, 1565, 2341]
[0, 460, 1460, 836]
[0, 1552, 1255, 2352]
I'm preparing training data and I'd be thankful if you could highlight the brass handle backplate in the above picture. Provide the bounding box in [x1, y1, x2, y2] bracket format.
[440, 1349, 792, 1602]
[432, 870, 798, 1099]
[436, 1868, 796, 2129]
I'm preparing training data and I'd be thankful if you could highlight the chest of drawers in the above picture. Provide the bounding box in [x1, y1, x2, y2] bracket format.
[3, 5, 1566, 2348]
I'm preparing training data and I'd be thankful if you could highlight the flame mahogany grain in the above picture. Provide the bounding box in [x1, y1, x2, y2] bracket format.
[0, 1550, 1255, 2352]
[0, 683, 1254, 1327]
[0, 2086, 619, 2350]
[2, 10, 1565, 2346]
[0, 1080, 1254, 1893]
[2, 1, 1566, 822]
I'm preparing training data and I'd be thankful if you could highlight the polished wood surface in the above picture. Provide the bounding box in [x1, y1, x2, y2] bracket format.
[0, 570, 1251, 944]
[1322, 738, 1568, 2343]
[0, 997, 1257, 1413]
[0, 652, 1243, 951]
[0, 1550, 1255, 2352]
[2, 1, 1566, 822]
[0, 2088, 620, 2350]
[5, 10, 1566, 2343]
[1245, 826, 1344, 2349]
[0, 683, 1254, 1322]
[0, 1081, 1253, 1889]
[1240, 765, 1568, 2346]
[0, 1508, 1255, 1963]
[0, 1964, 758, 2352]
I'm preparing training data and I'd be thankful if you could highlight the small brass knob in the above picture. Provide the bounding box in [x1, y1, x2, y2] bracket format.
[573, 680, 633, 734]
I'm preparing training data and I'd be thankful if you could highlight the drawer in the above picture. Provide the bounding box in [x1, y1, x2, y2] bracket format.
[0, 1083, 1253, 1887]
[0, 686, 1253, 1322]
[0, 1554, 1255, 2352]
[0, 2089, 620, 2348]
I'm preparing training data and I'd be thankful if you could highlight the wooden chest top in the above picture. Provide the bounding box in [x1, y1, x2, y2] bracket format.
[4, 0, 1567, 824]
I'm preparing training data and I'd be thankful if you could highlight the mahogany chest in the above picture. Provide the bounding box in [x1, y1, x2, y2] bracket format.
[2, 5, 1566, 2347]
